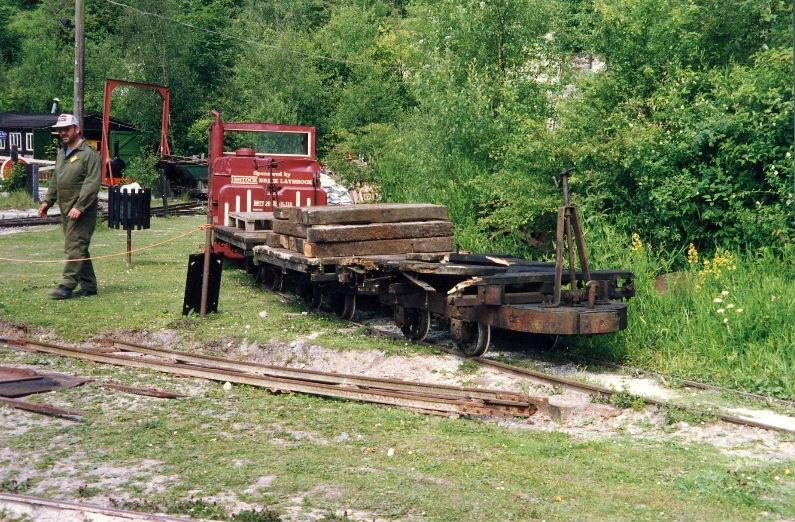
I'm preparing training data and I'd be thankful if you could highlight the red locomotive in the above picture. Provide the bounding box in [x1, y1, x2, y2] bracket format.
[208, 111, 327, 258]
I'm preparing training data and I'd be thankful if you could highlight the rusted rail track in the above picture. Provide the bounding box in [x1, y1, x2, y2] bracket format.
[101, 337, 547, 408]
[2, 332, 792, 434]
[0, 202, 204, 228]
[0, 396, 82, 420]
[0, 337, 540, 419]
[319, 312, 795, 435]
[0, 492, 192, 521]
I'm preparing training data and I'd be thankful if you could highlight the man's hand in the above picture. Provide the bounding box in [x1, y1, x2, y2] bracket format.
[38, 203, 49, 218]
[67, 208, 82, 220]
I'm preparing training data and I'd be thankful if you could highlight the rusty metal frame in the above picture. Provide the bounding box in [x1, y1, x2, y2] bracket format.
[550, 168, 592, 308]
[100, 79, 171, 186]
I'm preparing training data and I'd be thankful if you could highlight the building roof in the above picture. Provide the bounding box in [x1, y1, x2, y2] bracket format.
[0, 112, 58, 128]
[0, 112, 137, 132]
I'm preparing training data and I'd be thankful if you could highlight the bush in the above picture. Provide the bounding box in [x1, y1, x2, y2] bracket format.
[0, 162, 28, 193]
[123, 151, 161, 190]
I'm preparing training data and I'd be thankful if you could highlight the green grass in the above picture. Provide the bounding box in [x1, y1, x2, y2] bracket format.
[0, 216, 408, 353]
[0, 190, 37, 210]
[2, 216, 795, 519]
[571, 220, 795, 400]
[1, 352, 793, 521]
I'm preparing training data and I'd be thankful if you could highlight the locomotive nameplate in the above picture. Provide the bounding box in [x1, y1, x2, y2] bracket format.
[231, 175, 258, 184]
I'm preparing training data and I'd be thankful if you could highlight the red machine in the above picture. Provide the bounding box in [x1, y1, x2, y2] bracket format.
[208, 110, 327, 258]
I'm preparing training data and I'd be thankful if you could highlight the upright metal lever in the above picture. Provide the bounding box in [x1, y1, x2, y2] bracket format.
[549, 167, 592, 308]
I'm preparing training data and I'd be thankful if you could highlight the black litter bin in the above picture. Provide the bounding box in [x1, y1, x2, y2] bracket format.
[107, 186, 151, 266]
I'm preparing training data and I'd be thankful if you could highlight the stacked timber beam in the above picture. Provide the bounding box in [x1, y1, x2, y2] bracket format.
[269, 203, 455, 258]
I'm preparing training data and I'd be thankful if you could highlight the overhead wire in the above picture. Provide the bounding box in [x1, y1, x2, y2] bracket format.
[103, 0, 389, 70]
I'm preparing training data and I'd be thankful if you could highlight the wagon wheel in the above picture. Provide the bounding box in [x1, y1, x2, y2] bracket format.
[257, 265, 275, 288]
[396, 306, 431, 341]
[270, 269, 286, 292]
[327, 291, 356, 320]
[297, 280, 322, 309]
[527, 333, 561, 350]
[450, 319, 491, 356]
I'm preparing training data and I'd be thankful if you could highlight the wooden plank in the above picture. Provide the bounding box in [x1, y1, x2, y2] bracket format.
[306, 220, 453, 243]
[228, 211, 274, 231]
[265, 232, 284, 248]
[445, 252, 553, 268]
[340, 255, 407, 271]
[400, 271, 436, 292]
[303, 236, 454, 258]
[399, 261, 507, 276]
[271, 219, 308, 238]
[287, 236, 307, 254]
[272, 206, 294, 220]
[405, 252, 446, 262]
[213, 227, 273, 255]
[253, 245, 349, 270]
[284, 204, 450, 225]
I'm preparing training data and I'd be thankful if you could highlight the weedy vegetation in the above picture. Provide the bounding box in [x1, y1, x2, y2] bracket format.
[575, 227, 795, 399]
[0, 190, 36, 211]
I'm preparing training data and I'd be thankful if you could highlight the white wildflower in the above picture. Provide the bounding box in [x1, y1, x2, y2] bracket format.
[713, 297, 723, 303]
[717, 308, 725, 314]
[726, 304, 735, 309]
[721, 290, 729, 296]
[736, 308, 743, 313]
[723, 318, 729, 324]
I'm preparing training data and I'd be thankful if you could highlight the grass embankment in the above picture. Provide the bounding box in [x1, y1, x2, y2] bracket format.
[1, 217, 795, 519]
[577, 223, 795, 399]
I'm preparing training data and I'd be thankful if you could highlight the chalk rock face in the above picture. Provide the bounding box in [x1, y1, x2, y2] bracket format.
[319, 171, 353, 206]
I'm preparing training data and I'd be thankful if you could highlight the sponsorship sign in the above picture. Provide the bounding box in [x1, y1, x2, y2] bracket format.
[231, 175, 258, 184]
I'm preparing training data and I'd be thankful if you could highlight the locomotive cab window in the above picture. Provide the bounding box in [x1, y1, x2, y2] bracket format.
[225, 131, 311, 157]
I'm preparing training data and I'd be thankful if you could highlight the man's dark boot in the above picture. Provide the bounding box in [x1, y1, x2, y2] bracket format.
[49, 284, 73, 300]
[74, 288, 98, 298]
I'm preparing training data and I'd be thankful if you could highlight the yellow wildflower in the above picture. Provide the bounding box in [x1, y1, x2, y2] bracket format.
[687, 243, 699, 265]
[631, 233, 644, 253]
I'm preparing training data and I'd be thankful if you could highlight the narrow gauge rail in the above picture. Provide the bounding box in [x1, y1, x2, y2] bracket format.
[2, 336, 792, 435]
[0, 201, 204, 228]
[0, 337, 541, 419]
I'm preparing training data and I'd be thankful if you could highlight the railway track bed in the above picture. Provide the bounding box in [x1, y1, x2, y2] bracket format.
[2, 328, 794, 438]
[0, 201, 205, 229]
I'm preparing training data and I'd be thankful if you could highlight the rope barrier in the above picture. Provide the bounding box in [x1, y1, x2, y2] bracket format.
[0, 224, 213, 264]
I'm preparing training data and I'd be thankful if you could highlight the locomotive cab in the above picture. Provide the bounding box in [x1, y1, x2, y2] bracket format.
[208, 111, 327, 258]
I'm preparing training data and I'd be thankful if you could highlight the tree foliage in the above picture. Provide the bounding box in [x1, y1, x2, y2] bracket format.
[0, 0, 791, 256]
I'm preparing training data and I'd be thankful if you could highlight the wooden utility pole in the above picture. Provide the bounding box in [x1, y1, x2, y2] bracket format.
[74, 0, 85, 127]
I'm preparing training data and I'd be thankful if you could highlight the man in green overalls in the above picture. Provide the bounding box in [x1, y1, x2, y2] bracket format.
[38, 113, 101, 299]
